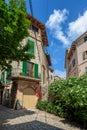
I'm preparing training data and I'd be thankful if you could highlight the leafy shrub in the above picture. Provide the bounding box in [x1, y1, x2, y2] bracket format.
[36, 101, 48, 111]
[37, 75, 87, 128]
[48, 74, 87, 128]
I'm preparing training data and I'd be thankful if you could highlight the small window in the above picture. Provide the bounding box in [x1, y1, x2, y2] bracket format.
[84, 36, 87, 42]
[82, 51, 87, 60]
[42, 66, 45, 84]
[68, 65, 71, 72]
[85, 67, 87, 74]
[51, 75, 53, 80]
[31, 25, 38, 34]
[72, 59, 75, 67]
[43, 70, 45, 84]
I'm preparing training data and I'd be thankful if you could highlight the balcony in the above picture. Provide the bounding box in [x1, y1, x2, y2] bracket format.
[8, 68, 41, 82]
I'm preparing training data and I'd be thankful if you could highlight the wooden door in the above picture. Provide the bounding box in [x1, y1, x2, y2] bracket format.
[23, 88, 37, 109]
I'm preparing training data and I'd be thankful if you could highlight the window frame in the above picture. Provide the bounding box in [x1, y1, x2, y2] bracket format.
[72, 59, 75, 67]
[84, 36, 87, 42]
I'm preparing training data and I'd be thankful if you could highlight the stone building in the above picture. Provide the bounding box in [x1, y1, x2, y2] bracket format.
[65, 31, 87, 77]
[54, 76, 64, 80]
[0, 14, 53, 109]
[48, 68, 54, 84]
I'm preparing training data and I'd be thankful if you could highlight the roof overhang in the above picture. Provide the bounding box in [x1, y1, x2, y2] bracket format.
[66, 31, 87, 60]
[46, 54, 51, 66]
[27, 14, 48, 46]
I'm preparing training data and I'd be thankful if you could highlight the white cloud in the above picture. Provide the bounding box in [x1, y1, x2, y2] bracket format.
[46, 9, 69, 46]
[46, 9, 68, 29]
[68, 10, 87, 41]
[54, 70, 66, 78]
[46, 9, 87, 47]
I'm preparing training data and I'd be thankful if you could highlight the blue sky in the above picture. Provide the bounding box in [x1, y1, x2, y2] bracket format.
[26, 0, 87, 78]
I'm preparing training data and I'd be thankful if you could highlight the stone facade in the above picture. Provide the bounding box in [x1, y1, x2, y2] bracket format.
[65, 31, 87, 77]
[0, 14, 53, 109]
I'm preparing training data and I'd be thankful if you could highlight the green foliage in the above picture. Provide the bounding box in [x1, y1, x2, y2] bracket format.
[36, 101, 48, 111]
[48, 75, 87, 128]
[0, 0, 33, 70]
[37, 75, 87, 128]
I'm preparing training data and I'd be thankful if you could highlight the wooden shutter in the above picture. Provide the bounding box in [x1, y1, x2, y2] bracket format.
[83, 52, 85, 60]
[22, 61, 27, 76]
[27, 39, 34, 55]
[34, 63, 38, 78]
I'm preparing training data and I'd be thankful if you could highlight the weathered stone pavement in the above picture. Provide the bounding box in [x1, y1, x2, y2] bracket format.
[0, 105, 83, 130]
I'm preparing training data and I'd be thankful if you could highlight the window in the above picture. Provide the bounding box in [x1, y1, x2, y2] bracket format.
[43, 70, 45, 84]
[72, 59, 75, 67]
[84, 36, 87, 42]
[51, 75, 53, 80]
[27, 62, 34, 77]
[27, 39, 34, 55]
[82, 51, 87, 60]
[68, 65, 71, 72]
[22, 62, 38, 78]
[42, 66, 45, 84]
[85, 67, 87, 74]
[31, 25, 38, 34]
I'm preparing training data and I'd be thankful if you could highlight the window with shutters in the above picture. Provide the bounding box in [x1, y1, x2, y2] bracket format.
[27, 39, 34, 55]
[22, 61, 38, 78]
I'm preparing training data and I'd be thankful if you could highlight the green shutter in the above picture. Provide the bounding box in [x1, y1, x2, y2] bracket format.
[6, 66, 12, 79]
[83, 52, 85, 60]
[22, 61, 27, 76]
[27, 39, 34, 54]
[1, 71, 5, 84]
[6, 71, 8, 83]
[34, 63, 38, 78]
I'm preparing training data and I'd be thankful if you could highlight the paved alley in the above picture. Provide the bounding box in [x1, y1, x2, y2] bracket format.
[0, 105, 82, 130]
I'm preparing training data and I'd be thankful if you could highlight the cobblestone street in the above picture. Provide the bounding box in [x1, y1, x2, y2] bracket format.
[0, 105, 82, 130]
